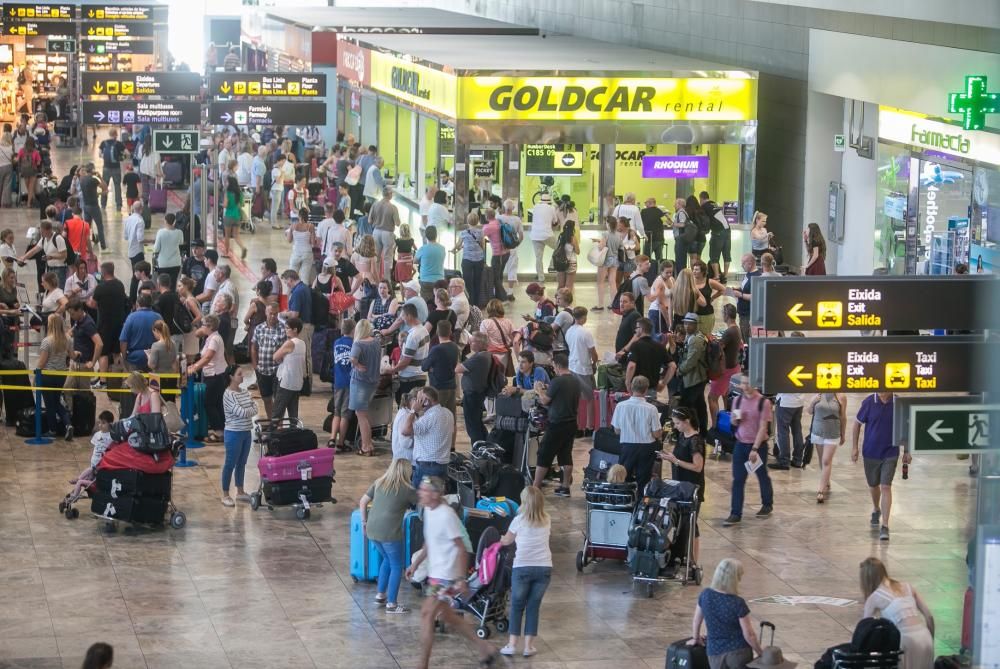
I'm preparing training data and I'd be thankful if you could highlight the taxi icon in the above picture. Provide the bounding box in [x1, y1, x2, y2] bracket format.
[817, 301, 843, 328]
[885, 363, 910, 389]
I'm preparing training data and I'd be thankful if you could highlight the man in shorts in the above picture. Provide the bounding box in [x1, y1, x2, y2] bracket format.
[329, 319, 355, 452]
[405, 476, 497, 669]
[852, 392, 908, 542]
[532, 352, 581, 497]
[250, 303, 286, 419]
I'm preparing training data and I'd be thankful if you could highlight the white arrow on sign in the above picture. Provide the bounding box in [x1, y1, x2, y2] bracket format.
[162, 136, 173, 148]
[926, 419, 954, 443]
[220, 112, 232, 123]
[93, 111, 105, 121]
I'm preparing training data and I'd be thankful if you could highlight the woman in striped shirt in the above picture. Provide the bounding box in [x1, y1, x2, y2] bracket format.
[221, 367, 259, 507]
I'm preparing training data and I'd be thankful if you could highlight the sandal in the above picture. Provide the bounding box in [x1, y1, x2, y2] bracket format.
[335, 444, 353, 454]
[816, 491, 825, 504]
[359, 448, 376, 457]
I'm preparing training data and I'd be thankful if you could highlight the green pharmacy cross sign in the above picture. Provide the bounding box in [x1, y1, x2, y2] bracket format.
[948, 75, 998, 131]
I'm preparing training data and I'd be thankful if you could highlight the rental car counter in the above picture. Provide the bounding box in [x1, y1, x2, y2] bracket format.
[336, 34, 759, 275]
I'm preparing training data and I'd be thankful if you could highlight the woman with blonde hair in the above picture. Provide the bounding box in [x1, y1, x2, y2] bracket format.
[593, 215, 621, 311]
[177, 277, 203, 361]
[749, 211, 771, 263]
[359, 459, 417, 613]
[499, 486, 552, 658]
[352, 233, 378, 309]
[671, 268, 699, 330]
[125, 370, 163, 417]
[689, 558, 762, 666]
[38, 313, 73, 439]
[455, 211, 485, 305]
[498, 199, 524, 298]
[860, 557, 934, 669]
[481, 298, 517, 373]
[349, 318, 382, 456]
[40, 271, 68, 318]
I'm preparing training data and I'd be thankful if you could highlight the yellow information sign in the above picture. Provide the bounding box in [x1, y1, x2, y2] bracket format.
[369, 51, 458, 118]
[458, 76, 756, 122]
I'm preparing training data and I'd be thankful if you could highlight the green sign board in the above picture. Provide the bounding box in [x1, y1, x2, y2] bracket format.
[909, 405, 999, 454]
[948, 75, 998, 131]
[153, 131, 199, 153]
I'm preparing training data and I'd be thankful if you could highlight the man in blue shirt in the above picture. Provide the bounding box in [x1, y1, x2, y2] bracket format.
[852, 392, 906, 542]
[119, 293, 160, 371]
[329, 318, 355, 452]
[414, 225, 446, 302]
[280, 268, 314, 378]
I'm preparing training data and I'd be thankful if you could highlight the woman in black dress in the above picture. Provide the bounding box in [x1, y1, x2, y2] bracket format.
[660, 406, 705, 565]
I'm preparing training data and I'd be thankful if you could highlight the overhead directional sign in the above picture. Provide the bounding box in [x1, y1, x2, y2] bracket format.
[46, 37, 75, 53]
[5, 20, 72, 35]
[82, 100, 201, 126]
[4, 4, 72, 20]
[83, 21, 154, 38]
[82, 71, 201, 98]
[749, 336, 993, 394]
[208, 101, 327, 126]
[153, 130, 199, 154]
[209, 72, 327, 98]
[751, 275, 1000, 331]
[81, 37, 154, 55]
[909, 405, 999, 454]
[81, 4, 152, 21]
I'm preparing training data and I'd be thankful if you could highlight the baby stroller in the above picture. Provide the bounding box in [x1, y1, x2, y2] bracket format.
[576, 479, 637, 572]
[447, 526, 513, 640]
[627, 479, 703, 596]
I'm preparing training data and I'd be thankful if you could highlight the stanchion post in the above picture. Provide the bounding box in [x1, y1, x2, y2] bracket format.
[174, 383, 198, 466]
[180, 374, 204, 450]
[26, 368, 52, 445]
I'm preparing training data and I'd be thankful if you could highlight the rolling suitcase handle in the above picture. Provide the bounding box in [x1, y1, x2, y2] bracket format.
[759, 621, 775, 647]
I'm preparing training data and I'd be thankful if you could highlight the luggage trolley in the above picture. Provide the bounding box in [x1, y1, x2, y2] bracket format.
[576, 480, 637, 572]
[249, 417, 334, 520]
[629, 481, 703, 596]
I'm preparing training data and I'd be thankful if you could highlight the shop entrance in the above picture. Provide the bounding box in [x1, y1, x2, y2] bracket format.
[520, 143, 599, 221]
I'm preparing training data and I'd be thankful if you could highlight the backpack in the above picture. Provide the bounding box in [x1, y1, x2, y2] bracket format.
[694, 210, 711, 239]
[551, 231, 569, 271]
[478, 541, 504, 586]
[465, 304, 483, 335]
[706, 335, 725, 380]
[310, 288, 330, 328]
[525, 321, 554, 351]
[173, 301, 194, 334]
[500, 219, 520, 249]
[58, 231, 76, 267]
[485, 356, 506, 397]
[610, 277, 632, 315]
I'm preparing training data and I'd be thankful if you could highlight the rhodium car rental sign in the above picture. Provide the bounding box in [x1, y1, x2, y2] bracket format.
[642, 155, 709, 178]
[458, 76, 756, 122]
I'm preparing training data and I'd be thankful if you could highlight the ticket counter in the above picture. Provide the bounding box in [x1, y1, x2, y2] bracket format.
[336, 35, 759, 276]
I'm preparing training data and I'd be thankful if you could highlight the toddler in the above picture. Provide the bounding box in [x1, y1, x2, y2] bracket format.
[68, 411, 115, 499]
[606, 464, 628, 484]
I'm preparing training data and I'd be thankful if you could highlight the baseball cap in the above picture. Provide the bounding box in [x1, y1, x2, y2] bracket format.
[525, 282, 544, 296]
[540, 193, 552, 203]
[403, 279, 420, 294]
[682, 312, 699, 323]
[191, 239, 206, 248]
[322, 256, 335, 267]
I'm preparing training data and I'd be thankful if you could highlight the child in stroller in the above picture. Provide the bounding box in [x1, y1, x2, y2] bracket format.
[449, 525, 513, 640]
[63, 410, 115, 507]
[627, 479, 703, 593]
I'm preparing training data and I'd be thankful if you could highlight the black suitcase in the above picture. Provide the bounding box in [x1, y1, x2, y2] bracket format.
[665, 638, 709, 669]
[91, 491, 168, 524]
[494, 394, 525, 418]
[584, 448, 622, 481]
[262, 475, 332, 506]
[95, 469, 172, 500]
[487, 427, 516, 465]
[593, 426, 622, 454]
[464, 507, 512, 551]
[1, 359, 33, 425]
[263, 427, 318, 457]
[492, 464, 526, 501]
[71, 392, 97, 435]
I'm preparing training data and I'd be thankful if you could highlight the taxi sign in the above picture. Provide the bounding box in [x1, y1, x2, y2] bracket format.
[750, 336, 992, 394]
[751, 275, 1000, 331]
[209, 72, 327, 98]
[82, 72, 202, 98]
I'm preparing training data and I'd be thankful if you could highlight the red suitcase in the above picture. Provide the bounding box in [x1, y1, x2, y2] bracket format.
[98, 442, 175, 474]
[258, 447, 335, 483]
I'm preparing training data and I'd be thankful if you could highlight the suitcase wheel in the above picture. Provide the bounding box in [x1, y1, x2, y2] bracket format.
[296, 507, 310, 521]
[65, 507, 79, 520]
[576, 550, 586, 572]
[249, 493, 261, 511]
[495, 619, 509, 633]
[170, 511, 186, 529]
[475, 626, 490, 640]
[58, 499, 66, 513]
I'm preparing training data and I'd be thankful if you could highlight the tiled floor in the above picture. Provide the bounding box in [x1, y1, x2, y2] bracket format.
[0, 143, 976, 668]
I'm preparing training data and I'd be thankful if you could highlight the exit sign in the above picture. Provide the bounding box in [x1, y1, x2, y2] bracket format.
[909, 404, 999, 454]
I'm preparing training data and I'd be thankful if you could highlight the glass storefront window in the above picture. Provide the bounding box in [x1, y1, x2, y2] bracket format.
[419, 116, 438, 196]
[875, 142, 913, 274]
[378, 100, 397, 179]
[397, 107, 416, 199]
[360, 95, 377, 148]
[519, 143, 599, 222]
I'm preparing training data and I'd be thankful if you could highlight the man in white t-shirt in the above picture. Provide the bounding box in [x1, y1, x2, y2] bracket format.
[528, 193, 557, 282]
[418, 186, 437, 229]
[565, 306, 598, 426]
[405, 476, 497, 669]
[613, 191, 644, 238]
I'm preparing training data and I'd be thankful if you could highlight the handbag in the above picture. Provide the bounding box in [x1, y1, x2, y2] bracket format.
[492, 318, 516, 377]
[586, 243, 608, 267]
[160, 402, 183, 434]
[328, 289, 355, 315]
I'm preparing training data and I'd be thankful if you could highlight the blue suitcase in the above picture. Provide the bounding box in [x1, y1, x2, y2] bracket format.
[190, 381, 207, 441]
[403, 509, 423, 567]
[350, 508, 382, 582]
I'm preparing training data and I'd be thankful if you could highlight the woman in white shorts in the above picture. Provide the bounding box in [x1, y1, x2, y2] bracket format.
[808, 392, 847, 504]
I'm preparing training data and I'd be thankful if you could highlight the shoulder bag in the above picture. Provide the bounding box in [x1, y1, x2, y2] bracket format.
[491, 318, 516, 377]
[586, 241, 608, 267]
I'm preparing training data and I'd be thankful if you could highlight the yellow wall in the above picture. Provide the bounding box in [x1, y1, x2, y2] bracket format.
[397, 107, 414, 188]
[378, 100, 396, 176]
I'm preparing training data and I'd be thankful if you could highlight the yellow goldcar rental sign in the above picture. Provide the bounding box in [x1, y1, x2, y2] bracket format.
[459, 76, 756, 121]
[369, 51, 458, 117]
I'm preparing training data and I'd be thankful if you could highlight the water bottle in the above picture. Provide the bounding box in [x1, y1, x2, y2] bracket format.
[902, 463, 909, 480]
[713, 439, 722, 458]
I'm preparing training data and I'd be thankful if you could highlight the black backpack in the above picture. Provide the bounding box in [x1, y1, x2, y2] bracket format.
[694, 210, 711, 239]
[310, 288, 329, 329]
[173, 301, 194, 334]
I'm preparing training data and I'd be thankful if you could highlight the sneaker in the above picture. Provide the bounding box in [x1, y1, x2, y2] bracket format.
[756, 505, 773, 517]
[374, 594, 387, 604]
[879, 526, 890, 541]
[499, 645, 517, 657]
[385, 604, 409, 614]
[64, 425, 74, 442]
[523, 647, 537, 658]
[722, 515, 741, 526]
[870, 510, 881, 527]
[553, 487, 571, 498]
[234, 493, 251, 502]
[221, 496, 235, 507]
[89, 379, 104, 389]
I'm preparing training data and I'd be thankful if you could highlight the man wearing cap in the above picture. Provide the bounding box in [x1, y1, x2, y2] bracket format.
[370, 185, 400, 282]
[674, 312, 709, 435]
[529, 193, 557, 282]
[381, 279, 428, 340]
